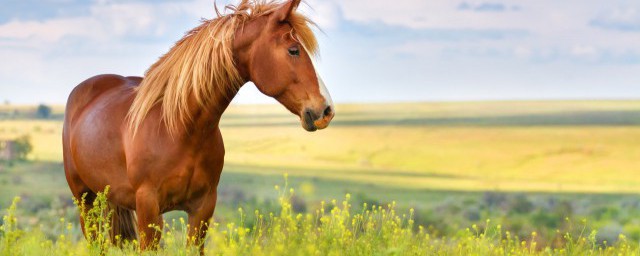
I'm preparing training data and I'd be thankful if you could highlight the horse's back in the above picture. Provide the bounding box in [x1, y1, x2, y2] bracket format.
[65, 75, 140, 124]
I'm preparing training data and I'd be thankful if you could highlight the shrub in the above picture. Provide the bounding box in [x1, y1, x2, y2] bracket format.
[36, 104, 52, 119]
[13, 135, 33, 161]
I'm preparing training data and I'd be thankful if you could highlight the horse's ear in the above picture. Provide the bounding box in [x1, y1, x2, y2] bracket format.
[273, 0, 301, 22]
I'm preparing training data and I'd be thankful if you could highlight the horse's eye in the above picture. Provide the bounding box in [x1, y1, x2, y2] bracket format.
[288, 46, 300, 56]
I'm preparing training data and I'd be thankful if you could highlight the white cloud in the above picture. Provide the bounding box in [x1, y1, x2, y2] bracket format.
[571, 45, 597, 57]
[0, 6, 148, 43]
[90, 3, 157, 36]
[334, 0, 432, 29]
[0, 0, 208, 104]
[325, 0, 640, 66]
[298, 0, 341, 29]
[513, 45, 533, 59]
[0, 0, 217, 45]
[1, 0, 639, 104]
[0, 17, 99, 42]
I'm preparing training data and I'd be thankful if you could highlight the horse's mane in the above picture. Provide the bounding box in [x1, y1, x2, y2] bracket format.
[127, 0, 318, 137]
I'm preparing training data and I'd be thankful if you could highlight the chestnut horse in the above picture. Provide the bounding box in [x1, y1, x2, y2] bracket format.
[62, 0, 334, 252]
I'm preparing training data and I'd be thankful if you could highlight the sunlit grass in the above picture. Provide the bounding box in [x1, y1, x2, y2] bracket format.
[1, 179, 639, 255]
[1, 101, 640, 193]
[0, 120, 62, 161]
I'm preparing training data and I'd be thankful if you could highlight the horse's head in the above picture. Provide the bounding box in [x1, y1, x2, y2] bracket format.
[236, 0, 334, 132]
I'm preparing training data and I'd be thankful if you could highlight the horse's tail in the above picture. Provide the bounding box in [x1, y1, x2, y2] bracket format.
[108, 202, 138, 244]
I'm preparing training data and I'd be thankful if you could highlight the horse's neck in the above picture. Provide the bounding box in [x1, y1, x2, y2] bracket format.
[185, 21, 261, 136]
[232, 18, 265, 82]
[186, 88, 238, 136]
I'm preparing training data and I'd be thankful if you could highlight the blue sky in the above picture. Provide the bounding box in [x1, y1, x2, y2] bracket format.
[0, 0, 639, 104]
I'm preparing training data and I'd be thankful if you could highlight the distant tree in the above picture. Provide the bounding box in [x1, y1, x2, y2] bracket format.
[3, 100, 9, 105]
[36, 104, 52, 119]
[14, 135, 33, 160]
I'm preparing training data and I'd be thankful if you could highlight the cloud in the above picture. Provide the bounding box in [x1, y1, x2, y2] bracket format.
[0, 0, 215, 104]
[298, 0, 341, 29]
[0, 0, 224, 44]
[571, 45, 598, 58]
[1, 0, 640, 104]
[330, 0, 550, 30]
[0, 0, 87, 23]
[458, 2, 517, 12]
[590, 7, 640, 32]
[475, 3, 506, 12]
[330, 0, 432, 29]
[325, 0, 640, 66]
[0, 3, 162, 44]
[0, 17, 93, 43]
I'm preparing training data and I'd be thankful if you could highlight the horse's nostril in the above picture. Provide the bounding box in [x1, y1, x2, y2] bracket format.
[323, 106, 333, 117]
[304, 109, 314, 121]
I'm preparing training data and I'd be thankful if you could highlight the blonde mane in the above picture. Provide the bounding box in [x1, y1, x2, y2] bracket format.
[127, 0, 319, 137]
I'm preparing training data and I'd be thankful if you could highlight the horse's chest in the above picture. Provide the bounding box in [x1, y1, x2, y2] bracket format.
[158, 136, 224, 212]
[161, 165, 219, 212]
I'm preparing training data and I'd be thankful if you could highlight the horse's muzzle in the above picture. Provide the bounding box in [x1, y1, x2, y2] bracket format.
[302, 105, 334, 132]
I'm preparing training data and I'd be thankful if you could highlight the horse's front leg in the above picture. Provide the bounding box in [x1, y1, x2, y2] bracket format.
[187, 191, 217, 255]
[135, 187, 163, 250]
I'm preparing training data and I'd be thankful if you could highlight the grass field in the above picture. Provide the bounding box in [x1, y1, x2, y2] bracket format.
[2, 101, 639, 194]
[4, 189, 640, 256]
[4, 188, 640, 256]
[1, 101, 640, 254]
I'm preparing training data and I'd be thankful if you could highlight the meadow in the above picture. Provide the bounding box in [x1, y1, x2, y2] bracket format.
[1, 100, 640, 254]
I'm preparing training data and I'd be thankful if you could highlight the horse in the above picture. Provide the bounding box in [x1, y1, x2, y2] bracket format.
[62, 0, 334, 252]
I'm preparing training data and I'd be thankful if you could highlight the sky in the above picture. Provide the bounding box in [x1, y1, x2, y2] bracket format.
[0, 0, 639, 105]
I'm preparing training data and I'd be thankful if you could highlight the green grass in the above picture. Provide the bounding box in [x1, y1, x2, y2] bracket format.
[2, 184, 640, 256]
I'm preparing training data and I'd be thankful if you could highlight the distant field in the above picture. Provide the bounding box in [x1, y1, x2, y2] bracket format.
[0, 104, 65, 120]
[1, 101, 639, 196]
